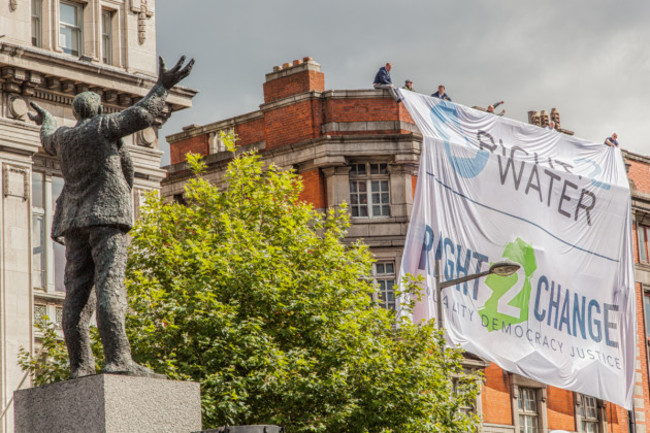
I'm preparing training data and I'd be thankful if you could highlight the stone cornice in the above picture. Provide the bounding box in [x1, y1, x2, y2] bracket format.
[632, 191, 650, 213]
[0, 41, 196, 110]
[259, 90, 322, 112]
[163, 133, 422, 186]
[321, 89, 392, 100]
[624, 149, 650, 164]
[322, 120, 419, 134]
[168, 88, 418, 144]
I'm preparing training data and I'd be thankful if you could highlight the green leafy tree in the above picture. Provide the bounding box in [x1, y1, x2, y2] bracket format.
[18, 320, 103, 387]
[19, 320, 69, 387]
[21, 142, 481, 432]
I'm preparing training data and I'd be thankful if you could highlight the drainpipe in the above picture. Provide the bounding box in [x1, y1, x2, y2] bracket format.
[628, 409, 636, 433]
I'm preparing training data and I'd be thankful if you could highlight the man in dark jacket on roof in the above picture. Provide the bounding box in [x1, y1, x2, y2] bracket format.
[373, 62, 401, 102]
[431, 84, 452, 101]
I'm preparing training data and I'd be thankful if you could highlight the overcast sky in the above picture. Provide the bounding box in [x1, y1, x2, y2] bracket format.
[155, 1, 650, 166]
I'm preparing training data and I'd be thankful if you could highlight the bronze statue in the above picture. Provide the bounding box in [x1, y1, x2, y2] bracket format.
[29, 56, 194, 378]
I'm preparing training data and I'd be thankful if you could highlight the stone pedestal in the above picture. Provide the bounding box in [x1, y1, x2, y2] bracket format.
[14, 374, 201, 433]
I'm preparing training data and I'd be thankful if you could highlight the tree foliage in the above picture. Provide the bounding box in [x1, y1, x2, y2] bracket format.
[21, 143, 481, 432]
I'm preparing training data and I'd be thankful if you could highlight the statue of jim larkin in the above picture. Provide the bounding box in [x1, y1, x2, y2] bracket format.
[29, 56, 194, 378]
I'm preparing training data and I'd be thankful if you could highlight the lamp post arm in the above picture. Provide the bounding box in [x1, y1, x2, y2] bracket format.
[435, 260, 519, 329]
[438, 269, 491, 290]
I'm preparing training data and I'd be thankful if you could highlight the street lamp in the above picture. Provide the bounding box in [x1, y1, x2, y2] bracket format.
[435, 260, 521, 328]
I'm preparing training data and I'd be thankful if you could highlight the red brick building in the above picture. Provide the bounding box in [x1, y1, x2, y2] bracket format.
[164, 58, 650, 433]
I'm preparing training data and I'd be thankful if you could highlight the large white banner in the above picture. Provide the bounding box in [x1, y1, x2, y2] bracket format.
[397, 90, 635, 409]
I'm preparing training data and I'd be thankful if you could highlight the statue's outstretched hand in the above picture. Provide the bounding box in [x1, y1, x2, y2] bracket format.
[28, 101, 46, 125]
[158, 56, 194, 90]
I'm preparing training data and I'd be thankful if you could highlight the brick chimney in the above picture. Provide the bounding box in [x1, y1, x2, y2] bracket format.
[263, 57, 324, 104]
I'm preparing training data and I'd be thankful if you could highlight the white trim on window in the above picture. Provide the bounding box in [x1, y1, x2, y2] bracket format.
[59, 0, 83, 56]
[349, 162, 391, 218]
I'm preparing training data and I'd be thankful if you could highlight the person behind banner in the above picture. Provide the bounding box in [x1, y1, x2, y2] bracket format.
[373, 62, 401, 102]
[431, 84, 451, 101]
[605, 133, 619, 147]
[487, 100, 505, 116]
[402, 79, 415, 92]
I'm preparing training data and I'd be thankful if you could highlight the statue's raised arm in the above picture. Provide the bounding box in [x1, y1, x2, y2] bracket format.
[158, 55, 195, 90]
[28, 101, 58, 155]
[103, 56, 195, 140]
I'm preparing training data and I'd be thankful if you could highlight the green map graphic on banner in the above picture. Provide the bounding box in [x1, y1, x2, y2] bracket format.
[479, 238, 537, 332]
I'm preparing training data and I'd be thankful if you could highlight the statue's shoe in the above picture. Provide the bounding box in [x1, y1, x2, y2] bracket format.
[69, 364, 96, 379]
[102, 361, 165, 379]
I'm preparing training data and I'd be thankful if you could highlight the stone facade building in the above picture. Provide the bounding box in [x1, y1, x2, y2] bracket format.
[0, 1, 194, 430]
[165, 58, 650, 433]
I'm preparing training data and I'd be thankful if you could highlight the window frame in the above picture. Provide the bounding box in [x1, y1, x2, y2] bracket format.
[373, 261, 396, 310]
[575, 393, 606, 433]
[31, 0, 43, 47]
[348, 162, 391, 219]
[511, 375, 547, 433]
[517, 386, 539, 433]
[637, 223, 650, 264]
[33, 303, 63, 330]
[59, 0, 84, 56]
[643, 287, 650, 344]
[101, 8, 114, 64]
[451, 376, 478, 416]
[31, 171, 66, 294]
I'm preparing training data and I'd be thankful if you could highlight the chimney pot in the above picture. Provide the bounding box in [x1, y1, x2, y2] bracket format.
[303, 56, 312, 62]
[282, 62, 290, 68]
[273, 66, 280, 72]
[293, 59, 302, 66]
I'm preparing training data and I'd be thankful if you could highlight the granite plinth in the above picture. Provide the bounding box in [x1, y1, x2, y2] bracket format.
[14, 373, 201, 433]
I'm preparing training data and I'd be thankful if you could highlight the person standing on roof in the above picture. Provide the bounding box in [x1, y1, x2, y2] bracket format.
[605, 133, 619, 147]
[487, 101, 505, 116]
[431, 84, 451, 101]
[402, 79, 415, 92]
[373, 62, 401, 102]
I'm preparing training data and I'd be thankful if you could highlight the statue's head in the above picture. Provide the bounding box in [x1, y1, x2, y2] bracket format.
[72, 92, 102, 120]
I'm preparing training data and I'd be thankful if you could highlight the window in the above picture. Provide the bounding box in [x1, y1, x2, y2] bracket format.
[55, 306, 63, 328]
[60, 1, 83, 56]
[34, 304, 63, 329]
[209, 128, 235, 154]
[517, 387, 539, 433]
[452, 377, 476, 416]
[511, 376, 546, 433]
[374, 261, 396, 310]
[34, 304, 48, 328]
[575, 393, 605, 433]
[31, 0, 42, 47]
[349, 163, 390, 218]
[638, 224, 649, 263]
[643, 287, 650, 343]
[32, 172, 66, 293]
[101, 9, 113, 64]
[579, 395, 600, 433]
